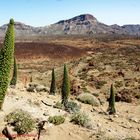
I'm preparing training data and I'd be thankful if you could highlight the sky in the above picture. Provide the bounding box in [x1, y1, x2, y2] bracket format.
[0, 0, 140, 27]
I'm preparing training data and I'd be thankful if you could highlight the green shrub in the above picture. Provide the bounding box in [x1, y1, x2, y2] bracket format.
[53, 101, 80, 113]
[5, 110, 35, 134]
[50, 68, 56, 95]
[65, 101, 80, 113]
[77, 93, 99, 106]
[70, 112, 91, 128]
[48, 115, 65, 125]
[0, 19, 15, 109]
[10, 57, 17, 86]
[61, 64, 70, 106]
[53, 101, 64, 109]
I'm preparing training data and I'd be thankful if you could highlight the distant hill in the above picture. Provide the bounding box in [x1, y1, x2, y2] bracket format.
[0, 14, 140, 37]
[0, 22, 43, 37]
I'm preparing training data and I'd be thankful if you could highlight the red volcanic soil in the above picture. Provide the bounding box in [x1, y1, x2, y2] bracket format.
[14, 42, 85, 60]
[0, 42, 85, 60]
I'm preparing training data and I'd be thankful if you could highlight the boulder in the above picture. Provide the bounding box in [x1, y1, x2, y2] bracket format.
[27, 86, 36, 92]
[36, 85, 48, 92]
[26, 83, 48, 93]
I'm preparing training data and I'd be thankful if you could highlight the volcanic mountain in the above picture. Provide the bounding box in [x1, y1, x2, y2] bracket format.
[0, 14, 140, 37]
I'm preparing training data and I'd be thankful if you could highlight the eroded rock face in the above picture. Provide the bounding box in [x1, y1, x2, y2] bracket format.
[46, 14, 114, 35]
[57, 14, 98, 24]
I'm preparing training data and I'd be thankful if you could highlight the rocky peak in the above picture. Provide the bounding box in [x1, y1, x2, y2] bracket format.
[71, 14, 97, 21]
[57, 14, 98, 24]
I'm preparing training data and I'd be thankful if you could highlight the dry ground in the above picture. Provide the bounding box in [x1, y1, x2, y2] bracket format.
[0, 36, 140, 140]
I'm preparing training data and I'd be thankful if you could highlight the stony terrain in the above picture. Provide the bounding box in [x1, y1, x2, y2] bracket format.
[0, 36, 140, 140]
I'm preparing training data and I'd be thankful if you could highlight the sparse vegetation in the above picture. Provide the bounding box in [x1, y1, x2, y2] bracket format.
[5, 109, 35, 134]
[0, 31, 139, 139]
[114, 81, 123, 88]
[48, 115, 65, 125]
[119, 89, 133, 103]
[81, 86, 89, 92]
[77, 93, 99, 106]
[70, 112, 91, 128]
[65, 101, 80, 113]
[53, 101, 80, 113]
[0, 19, 15, 109]
[53, 101, 64, 109]
[94, 80, 107, 89]
[92, 93, 99, 97]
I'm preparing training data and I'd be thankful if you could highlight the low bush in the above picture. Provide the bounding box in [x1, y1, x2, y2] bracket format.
[53, 101, 64, 109]
[48, 115, 65, 125]
[65, 101, 80, 113]
[53, 101, 80, 113]
[5, 110, 35, 134]
[77, 93, 100, 106]
[70, 112, 91, 128]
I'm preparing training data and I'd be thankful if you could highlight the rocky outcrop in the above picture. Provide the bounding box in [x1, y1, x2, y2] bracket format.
[43, 14, 115, 35]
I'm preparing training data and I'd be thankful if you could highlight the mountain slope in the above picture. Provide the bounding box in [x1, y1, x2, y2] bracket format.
[0, 14, 140, 37]
[122, 24, 140, 35]
[43, 14, 118, 35]
[0, 22, 45, 37]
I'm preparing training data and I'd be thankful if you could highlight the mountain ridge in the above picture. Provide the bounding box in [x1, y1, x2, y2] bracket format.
[0, 14, 140, 37]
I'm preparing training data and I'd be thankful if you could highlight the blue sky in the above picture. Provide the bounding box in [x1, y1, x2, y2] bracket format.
[0, 0, 140, 26]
